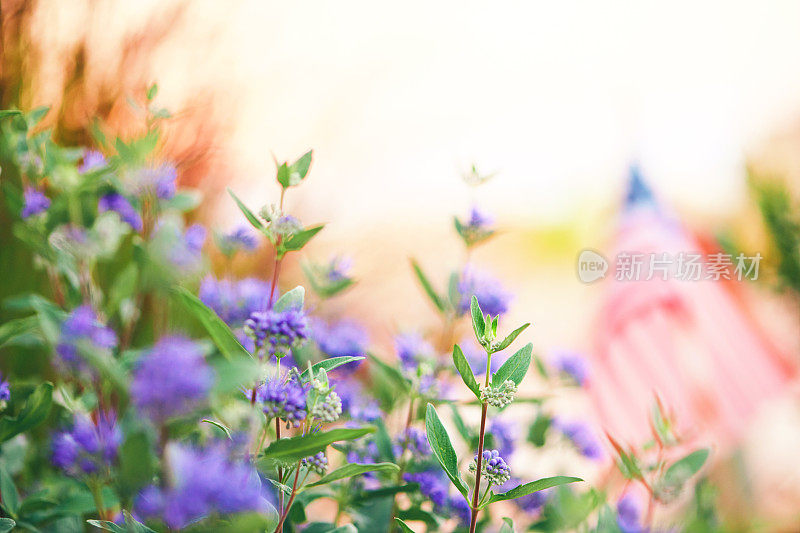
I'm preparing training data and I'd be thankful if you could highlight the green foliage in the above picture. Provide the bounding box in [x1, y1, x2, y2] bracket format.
[261, 426, 376, 463]
[424, 404, 468, 498]
[0, 382, 53, 444]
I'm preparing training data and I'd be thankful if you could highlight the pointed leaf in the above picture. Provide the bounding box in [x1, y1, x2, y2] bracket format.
[470, 296, 485, 340]
[424, 404, 468, 497]
[499, 517, 515, 533]
[300, 356, 364, 383]
[410, 260, 445, 313]
[0, 467, 20, 516]
[304, 462, 399, 489]
[227, 188, 265, 232]
[492, 323, 530, 353]
[171, 286, 250, 361]
[284, 225, 324, 252]
[0, 316, 38, 349]
[292, 150, 313, 180]
[201, 419, 233, 440]
[0, 518, 15, 533]
[492, 343, 532, 387]
[274, 286, 305, 312]
[261, 427, 375, 463]
[452, 344, 480, 398]
[0, 382, 53, 444]
[664, 448, 710, 486]
[487, 476, 583, 505]
[394, 518, 415, 533]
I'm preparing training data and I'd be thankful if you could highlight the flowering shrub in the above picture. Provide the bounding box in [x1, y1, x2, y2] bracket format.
[0, 96, 718, 532]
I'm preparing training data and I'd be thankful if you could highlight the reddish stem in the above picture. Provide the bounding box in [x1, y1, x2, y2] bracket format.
[469, 403, 489, 533]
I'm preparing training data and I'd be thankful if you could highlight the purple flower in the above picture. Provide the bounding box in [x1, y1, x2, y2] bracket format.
[256, 376, 307, 428]
[617, 493, 645, 533]
[404, 470, 449, 509]
[326, 256, 352, 282]
[21, 187, 50, 218]
[448, 495, 471, 525]
[218, 226, 259, 255]
[457, 205, 495, 246]
[554, 418, 603, 460]
[551, 350, 589, 386]
[131, 336, 213, 425]
[488, 418, 517, 459]
[394, 332, 435, 371]
[56, 306, 118, 373]
[51, 412, 121, 476]
[245, 307, 310, 359]
[163, 224, 205, 271]
[79, 150, 107, 173]
[0, 373, 10, 403]
[313, 319, 368, 359]
[98, 193, 143, 231]
[394, 427, 430, 457]
[457, 267, 511, 317]
[470, 449, 511, 485]
[199, 277, 269, 327]
[136, 442, 267, 529]
[128, 163, 177, 199]
[301, 451, 328, 475]
[337, 380, 381, 422]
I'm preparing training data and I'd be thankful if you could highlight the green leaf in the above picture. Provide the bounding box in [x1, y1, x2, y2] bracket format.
[424, 404, 468, 498]
[470, 296, 485, 340]
[492, 323, 530, 353]
[0, 316, 38, 349]
[499, 517, 515, 533]
[261, 427, 375, 463]
[273, 286, 305, 312]
[119, 431, 154, 494]
[492, 343, 532, 387]
[227, 188, 265, 232]
[368, 354, 410, 391]
[293, 150, 313, 179]
[212, 356, 260, 396]
[146, 83, 158, 101]
[0, 518, 15, 533]
[0, 110, 22, 120]
[596, 505, 623, 533]
[202, 419, 233, 439]
[300, 356, 364, 383]
[487, 476, 583, 505]
[284, 225, 324, 252]
[664, 448, 710, 486]
[452, 344, 480, 398]
[410, 260, 445, 313]
[606, 433, 643, 480]
[171, 286, 250, 361]
[27, 106, 50, 128]
[394, 518, 415, 533]
[122, 510, 157, 532]
[87, 519, 125, 532]
[303, 462, 399, 489]
[276, 162, 291, 188]
[0, 467, 20, 516]
[397, 508, 439, 528]
[0, 382, 54, 444]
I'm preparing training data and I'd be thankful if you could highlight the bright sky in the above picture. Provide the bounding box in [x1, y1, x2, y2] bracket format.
[193, 0, 800, 229]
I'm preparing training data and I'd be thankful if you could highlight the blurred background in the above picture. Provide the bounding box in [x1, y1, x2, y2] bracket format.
[3, 0, 800, 529]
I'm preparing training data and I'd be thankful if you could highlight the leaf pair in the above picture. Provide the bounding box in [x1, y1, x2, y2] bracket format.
[452, 342, 533, 401]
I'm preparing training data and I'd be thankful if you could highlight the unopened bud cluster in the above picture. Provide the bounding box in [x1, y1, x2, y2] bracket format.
[480, 380, 517, 408]
[309, 379, 342, 423]
[301, 451, 328, 476]
[469, 449, 511, 486]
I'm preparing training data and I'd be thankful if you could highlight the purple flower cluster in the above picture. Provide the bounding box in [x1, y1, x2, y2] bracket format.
[301, 451, 328, 476]
[394, 332, 435, 371]
[218, 226, 259, 255]
[199, 276, 269, 327]
[337, 381, 381, 422]
[404, 470, 449, 508]
[554, 418, 603, 460]
[98, 193, 143, 231]
[21, 187, 50, 218]
[128, 163, 177, 200]
[79, 150, 106, 173]
[457, 267, 511, 317]
[136, 442, 266, 529]
[56, 305, 118, 373]
[394, 427, 430, 457]
[616, 493, 644, 533]
[551, 350, 589, 386]
[0, 373, 10, 404]
[131, 336, 213, 425]
[51, 412, 121, 477]
[313, 319, 368, 359]
[457, 205, 495, 246]
[245, 307, 310, 359]
[488, 418, 517, 459]
[470, 449, 511, 485]
[256, 376, 307, 428]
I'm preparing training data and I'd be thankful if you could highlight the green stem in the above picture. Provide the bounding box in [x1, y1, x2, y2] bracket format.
[469, 351, 493, 533]
[88, 480, 106, 521]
